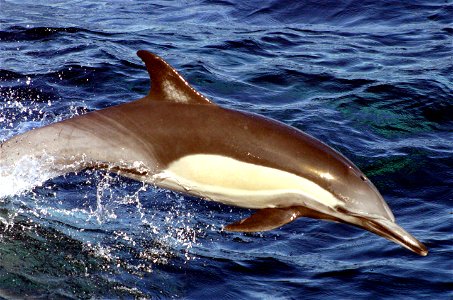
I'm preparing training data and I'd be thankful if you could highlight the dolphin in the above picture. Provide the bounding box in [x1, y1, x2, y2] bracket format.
[0, 50, 427, 256]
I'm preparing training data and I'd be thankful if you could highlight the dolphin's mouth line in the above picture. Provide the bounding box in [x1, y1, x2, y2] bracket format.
[342, 213, 428, 256]
[316, 206, 427, 256]
[363, 218, 428, 256]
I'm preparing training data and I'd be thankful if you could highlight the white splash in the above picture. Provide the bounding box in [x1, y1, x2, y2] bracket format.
[0, 154, 60, 199]
[0, 153, 203, 267]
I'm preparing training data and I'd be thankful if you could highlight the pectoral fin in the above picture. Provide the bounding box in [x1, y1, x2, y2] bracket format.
[224, 207, 303, 232]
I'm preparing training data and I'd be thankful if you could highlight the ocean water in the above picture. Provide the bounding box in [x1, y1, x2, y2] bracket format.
[0, 0, 452, 298]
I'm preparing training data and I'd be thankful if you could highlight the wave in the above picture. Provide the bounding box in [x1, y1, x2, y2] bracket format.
[0, 25, 115, 42]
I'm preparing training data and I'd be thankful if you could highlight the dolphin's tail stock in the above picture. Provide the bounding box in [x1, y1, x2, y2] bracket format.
[0, 123, 85, 198]
[0, 99, 153, 198]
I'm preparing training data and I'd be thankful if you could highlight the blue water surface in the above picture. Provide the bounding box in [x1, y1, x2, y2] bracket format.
[0, 0, 452, 299]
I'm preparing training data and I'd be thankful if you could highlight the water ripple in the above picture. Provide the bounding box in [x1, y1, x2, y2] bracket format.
[0, 0, 451, 298]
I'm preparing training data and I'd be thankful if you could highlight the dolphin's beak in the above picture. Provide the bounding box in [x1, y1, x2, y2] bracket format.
[355, 216, 428, 256]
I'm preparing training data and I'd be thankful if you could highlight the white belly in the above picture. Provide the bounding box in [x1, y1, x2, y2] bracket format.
[153, 154, 341, 209]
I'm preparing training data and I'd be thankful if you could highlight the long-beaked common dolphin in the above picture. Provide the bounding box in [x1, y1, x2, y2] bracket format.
[0, 50, 428, 256]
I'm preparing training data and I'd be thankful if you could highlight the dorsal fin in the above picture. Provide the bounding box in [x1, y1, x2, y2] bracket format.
[136, 50, 213, 105]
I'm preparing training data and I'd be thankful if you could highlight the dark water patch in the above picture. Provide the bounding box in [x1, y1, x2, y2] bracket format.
[205, 38, 274, 58]
[181, 62, 215, 83]
[48, 64, 108, 86]
[220, 0, 452, 27]
[263, 30, 303, 41]
[0, 26, 114, 42]
[226, 257, 295, 277]
[332, 79, 452, 138]
[313, 267, 362, 280]
[25, 43, 99, 60]
[0, 85, 56, 103]
[368, 31, 436, 48]
[21, 62, 140, 109]
[0, 216, 129, 299]
[367, 152, 453, 201]
[365, 272, 450, 298]
[365, 81, 452, 127]
[0, 71, 60, 103]
[422, 102, 453, 126]
[364, 154, 420, 178]
[0, 69, 24, 81]
[246, 69, 373, 93]
[183, 256, 317, 299]
[260, 34, 299, 49]
[427, 4, 453, 24]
